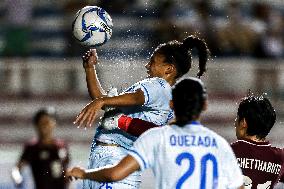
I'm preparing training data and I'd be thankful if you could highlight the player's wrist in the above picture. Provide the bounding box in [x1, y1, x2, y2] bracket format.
[83, 64, 95, 69]
[84, 169, 96, 179]
[98, 97, 106, 107]
[82, 170, 88, 179]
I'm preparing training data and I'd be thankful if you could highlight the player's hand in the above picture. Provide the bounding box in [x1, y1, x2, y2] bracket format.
[74, 98, 104, 128]
[82, 49, 98, 68]
[11, 167, 23, 187]
[66, 167, 86, 181]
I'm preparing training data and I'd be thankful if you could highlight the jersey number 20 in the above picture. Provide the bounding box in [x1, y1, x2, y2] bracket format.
[176, 152, 218, 189]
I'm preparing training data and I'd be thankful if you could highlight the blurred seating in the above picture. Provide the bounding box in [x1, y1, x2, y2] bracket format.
[0, 0, 283, 58]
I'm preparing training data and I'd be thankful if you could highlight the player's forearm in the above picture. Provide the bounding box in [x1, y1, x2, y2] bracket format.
[84, 168, 120, 182]
[101, 90, 144, 107]
[85, 67, 106, 99]
[84, 155, 139, 182]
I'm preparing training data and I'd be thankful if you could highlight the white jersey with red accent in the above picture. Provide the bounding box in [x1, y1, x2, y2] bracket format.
[91, 77, 174, 150]
[129, 122, 243, 189]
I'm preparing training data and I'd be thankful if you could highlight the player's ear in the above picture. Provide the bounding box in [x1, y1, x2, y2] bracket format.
[169, 100, 174, 109]
[240, 118, 248, 128]
[202, 100, 208, 111]
[165, 64, 175, 75]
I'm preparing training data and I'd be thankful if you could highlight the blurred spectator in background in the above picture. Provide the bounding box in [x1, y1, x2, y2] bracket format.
[11, 107, 70, 189]
[150, 0, 181, 48]
[188, 0, 220, 56]
[97, 0, 136, 14]
[2, 0, 33, 96]
[216, 1, 257, 56]
[154, 0, 220, 56]
[251, 3, 284, 101]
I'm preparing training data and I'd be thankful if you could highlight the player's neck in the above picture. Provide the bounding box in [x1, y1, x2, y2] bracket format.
[39, 137, 54, 145]
[163, 75, 176, 86]
[245, 135, 266, 142]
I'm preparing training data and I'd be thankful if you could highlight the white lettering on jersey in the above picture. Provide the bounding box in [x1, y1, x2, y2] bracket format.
[237, 158, 282, 174]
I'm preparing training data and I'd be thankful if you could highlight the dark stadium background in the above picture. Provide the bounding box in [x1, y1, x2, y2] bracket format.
[0, 0, 284, 188]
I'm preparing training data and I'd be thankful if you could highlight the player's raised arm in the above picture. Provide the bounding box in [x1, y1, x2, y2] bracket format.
[83, 49, 107, 99]
[74, 89, 145, 128]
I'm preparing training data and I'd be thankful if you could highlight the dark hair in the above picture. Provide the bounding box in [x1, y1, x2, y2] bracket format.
[237, 95, 276, 139]
[154, 35, 210, 78]
[33, 107, 56, 126]
[172, 77, 207, 126]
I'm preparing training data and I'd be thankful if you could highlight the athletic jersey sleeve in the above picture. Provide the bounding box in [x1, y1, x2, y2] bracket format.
[131, 78, 171, 108]
[127, 128, 160, 171]
[221, 141, 244, 189]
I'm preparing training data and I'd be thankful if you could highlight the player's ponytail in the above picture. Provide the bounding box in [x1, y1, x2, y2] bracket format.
[181, 35, 210, 78]
[154, 35, 210, 79]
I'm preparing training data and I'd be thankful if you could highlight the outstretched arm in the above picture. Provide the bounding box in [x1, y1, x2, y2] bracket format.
[82, 49, 107, 99]
[66, 155, 139, 182]
[74, 89, 145, 128]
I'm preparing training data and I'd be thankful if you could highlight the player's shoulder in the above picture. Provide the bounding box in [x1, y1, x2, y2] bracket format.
[269, 145, 284, 156]
[139, 125, 170, 138]
[140, 77, 168, 86]
[231, 139, 245, 147]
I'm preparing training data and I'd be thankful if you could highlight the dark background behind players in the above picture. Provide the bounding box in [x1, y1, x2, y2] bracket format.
[0, 1, 283, 189]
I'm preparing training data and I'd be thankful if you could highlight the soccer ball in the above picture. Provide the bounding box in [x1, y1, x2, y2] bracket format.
[72, 6, 113, 47]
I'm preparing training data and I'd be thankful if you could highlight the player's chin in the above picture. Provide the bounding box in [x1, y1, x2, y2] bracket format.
[146, 73, 153, 78]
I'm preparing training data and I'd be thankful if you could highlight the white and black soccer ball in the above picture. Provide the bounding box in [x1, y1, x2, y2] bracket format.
[72, 6, 113, 47]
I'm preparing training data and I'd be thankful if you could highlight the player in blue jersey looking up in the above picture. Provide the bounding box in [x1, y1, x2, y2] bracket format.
[74, 35, 210, 189]
[68, 77, 244, 189]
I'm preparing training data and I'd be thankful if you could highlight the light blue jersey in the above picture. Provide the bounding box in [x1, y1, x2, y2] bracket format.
[84, 77, 173, 189]
[91, 77, 173, 150]
[129, 122, 243, 189]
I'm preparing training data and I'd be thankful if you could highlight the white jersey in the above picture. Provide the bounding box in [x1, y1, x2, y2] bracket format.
[91, 77, 174, 150]
[129, 122, 243, 189]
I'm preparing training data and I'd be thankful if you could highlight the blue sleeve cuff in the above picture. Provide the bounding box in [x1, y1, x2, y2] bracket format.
[140, 84, 150, 106]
